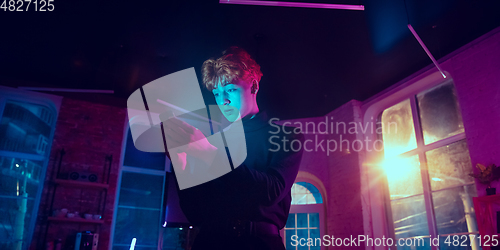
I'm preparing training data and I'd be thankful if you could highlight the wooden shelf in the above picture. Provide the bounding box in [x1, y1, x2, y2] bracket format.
[53, 179, 109, 189]
[48, 216, 104, 224]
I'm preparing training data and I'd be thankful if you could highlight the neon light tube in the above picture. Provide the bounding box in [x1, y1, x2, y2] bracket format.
[408, 24, 447, 79]
[18, 87, 115, 93]
[129, 238, 137, 250]
[219, 0, 364, 10]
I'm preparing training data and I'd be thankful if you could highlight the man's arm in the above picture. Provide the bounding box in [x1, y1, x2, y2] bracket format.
[221, 132, 304, 207]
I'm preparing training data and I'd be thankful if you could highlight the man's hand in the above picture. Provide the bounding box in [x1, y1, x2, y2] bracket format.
[163, 115, 217, 166]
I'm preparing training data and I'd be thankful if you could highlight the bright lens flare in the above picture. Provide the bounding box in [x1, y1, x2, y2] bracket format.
[382, 157, 418, 183]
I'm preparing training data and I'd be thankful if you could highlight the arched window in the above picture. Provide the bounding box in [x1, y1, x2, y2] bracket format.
[284, 180, 326, 250]
[291, 182, 324, 205]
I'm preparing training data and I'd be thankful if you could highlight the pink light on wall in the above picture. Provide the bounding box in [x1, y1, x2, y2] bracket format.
[408, 24, 447, 79]
[219, 0, 364, 10]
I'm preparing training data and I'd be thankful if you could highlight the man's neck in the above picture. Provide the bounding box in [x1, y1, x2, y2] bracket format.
[242, 108, 259, 121]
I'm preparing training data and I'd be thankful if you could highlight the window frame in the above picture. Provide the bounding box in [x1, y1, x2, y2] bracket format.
[109, 121, 170, 250]
[285, 207, 325, 250]
[282, 172, 327, 250]
[380, 79, 471, 240]
[360, 70, 475, 250]
[0, 85, 61, 250]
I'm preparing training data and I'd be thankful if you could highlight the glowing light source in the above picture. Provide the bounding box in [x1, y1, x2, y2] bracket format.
[219, 0, 364, 10]
[189, 226, 193, 229]
[382, 156, 418, 183]
[129, 238, 137, 250]
[432, 177, 442, 182]
[16, 164, 20, 168]
[162, 221, 167, 227]
[18, 87, 114, 93]
[408, 24, 447, 79]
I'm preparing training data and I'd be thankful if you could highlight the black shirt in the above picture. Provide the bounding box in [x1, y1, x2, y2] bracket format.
[175, 112, 304, 229]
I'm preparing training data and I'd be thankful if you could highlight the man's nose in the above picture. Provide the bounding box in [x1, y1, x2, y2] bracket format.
[223, 98, 230, 105]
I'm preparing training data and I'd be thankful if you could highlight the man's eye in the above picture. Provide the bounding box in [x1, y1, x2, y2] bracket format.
[214, 93, 220, 97]
[228, 89, 237, 92]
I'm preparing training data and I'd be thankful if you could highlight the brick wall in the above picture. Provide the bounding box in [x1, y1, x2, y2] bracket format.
[323, 100, 365, 248]
[283, 100, 366, 250]
[31, 98, 126, 250]
[445, 28, 500, 195]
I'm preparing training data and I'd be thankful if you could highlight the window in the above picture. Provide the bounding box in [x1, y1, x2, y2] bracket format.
[291, 182, 324, 205]
[111, 128, 194, 250]
[111, 129, 168, 249]
[285, 182, 325, 250]
[379, 80, 478, 249]
[0, 86, 60, 250]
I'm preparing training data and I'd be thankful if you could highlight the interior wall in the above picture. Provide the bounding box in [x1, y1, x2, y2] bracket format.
[290, 100, 365, 250]
[292, 26, 500, 250]
[356, 26, 500, 249]
[25, 26, 500, 250]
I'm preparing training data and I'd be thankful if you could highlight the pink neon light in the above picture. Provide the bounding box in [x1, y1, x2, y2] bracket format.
[408, 24, 447, 79]
[219, 0, 364, 10]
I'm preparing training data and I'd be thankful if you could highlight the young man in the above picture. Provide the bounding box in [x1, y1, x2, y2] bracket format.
[164, 47, 304, 250]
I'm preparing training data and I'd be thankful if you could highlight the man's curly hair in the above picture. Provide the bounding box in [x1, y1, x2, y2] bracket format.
[201, 46, 263, 91]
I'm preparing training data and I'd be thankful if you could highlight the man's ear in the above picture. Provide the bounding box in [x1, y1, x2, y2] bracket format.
[251, 81, 259, 94]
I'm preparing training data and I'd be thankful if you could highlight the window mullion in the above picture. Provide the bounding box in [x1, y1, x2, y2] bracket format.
[0, 97, 6, 121]
[420, 133, 466, 152]
[419, 153, 439, 245]
[295, 213, 298, 250]
[411, 96, 425, 149]
[121, 166, 166, 176]
[410, 95, 439, 249]
[0, 150, 46, 162]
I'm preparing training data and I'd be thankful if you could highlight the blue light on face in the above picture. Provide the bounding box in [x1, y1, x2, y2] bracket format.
[212, 83, 243, 122]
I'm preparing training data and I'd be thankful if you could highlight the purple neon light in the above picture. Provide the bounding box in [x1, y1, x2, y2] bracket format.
[219, 0, 364, 10]
[18, 87, 115, 93]
[408, 24, 447, 79]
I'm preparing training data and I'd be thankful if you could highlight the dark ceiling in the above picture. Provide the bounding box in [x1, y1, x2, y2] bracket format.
[1, 0, 499, 120]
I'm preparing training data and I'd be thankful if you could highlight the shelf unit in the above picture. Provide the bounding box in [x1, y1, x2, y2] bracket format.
[47, 217, 104, 224]
[41, 149, 113, 249]
[52, 179, 109, 189]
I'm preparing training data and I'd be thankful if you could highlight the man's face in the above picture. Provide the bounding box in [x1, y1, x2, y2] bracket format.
[212, 79, 254, 122]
